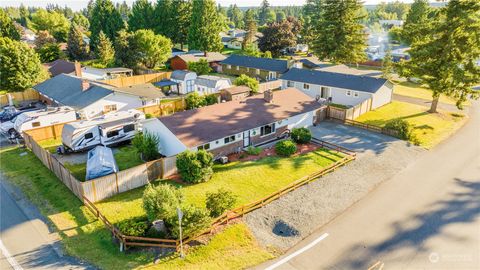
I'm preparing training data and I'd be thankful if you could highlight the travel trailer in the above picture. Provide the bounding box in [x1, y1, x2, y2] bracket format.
[59, 110, 145, 153]
[9, 107, 76, 139]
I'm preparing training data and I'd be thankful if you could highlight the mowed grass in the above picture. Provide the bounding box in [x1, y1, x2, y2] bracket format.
[96, 148, 344, 224]
[64, 145, 144, 180]
[393, 81, 470, 106]
[0, 146, 274, 270]
[37, 138, 62, 153]
[355, 101, 468, 149]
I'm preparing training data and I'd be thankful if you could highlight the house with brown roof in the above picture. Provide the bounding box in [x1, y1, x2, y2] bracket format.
[170, 52, 226, 71]
[141, 88, 325, 158]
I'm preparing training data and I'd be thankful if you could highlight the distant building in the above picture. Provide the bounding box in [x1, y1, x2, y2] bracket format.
[220, 29, 263, 50]
[194, 75, 231, 95]
[220, 55, 291, 81]
[170, 52, 226, 71]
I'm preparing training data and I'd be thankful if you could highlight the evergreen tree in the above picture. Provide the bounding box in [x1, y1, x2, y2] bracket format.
[301, 0, 322, 49]
[169, 0, 192, 50]
[242, 11, 258, 49]
[128, 0, 154, 31]
[96, 31, 115, 65]
[188, 0, 223, 52]
[116, 1, 131, 20]
[89, 0, 125, 50]
[258, 0, 270, 26]
[72, 13, 90, 30]
[67, 24, 90, 60]
[311, 0, 367, 64]
[18, 4, 29, 27]
[37, 43, 62, 63]
[0, 9, 21, 40]
[114, 29, 136, 67]
[227, 4, 244, 29]
[276, 10, 286, 22]
[0, 37, 49, 92]
[34, 30, 57, 49]
[243, 9, 256, 30]
[382, 47, 394, 80]
[401, 0, 431, 45]
[154, 0, 174, 37]
[399, 0, 480, 113]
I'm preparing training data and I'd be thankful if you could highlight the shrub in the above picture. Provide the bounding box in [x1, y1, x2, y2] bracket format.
[291, 128, 312, 144]
[145, 113, 153, 119]
[142, 184, 184, 222]
[234, 74, 259, 93]
[206, 188, 237, 217]
[176, 150, 214, 183]
[205, 94, 218, 105]
[246, 146, 262, 155]
[187, 59, 211, 75]
[384, 119, 414, 140]
[275, 140, 297, 157]
[185, 92, 207, 110]
[116, 217, 149, 237]
[132, 132, 160, 161]
[165, 204, 211, 238]
[145, 226, 167, 238]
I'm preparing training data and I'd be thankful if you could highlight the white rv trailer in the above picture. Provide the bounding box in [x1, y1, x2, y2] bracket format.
[60, 110, 145, 153]
[12, 107, 77, 139]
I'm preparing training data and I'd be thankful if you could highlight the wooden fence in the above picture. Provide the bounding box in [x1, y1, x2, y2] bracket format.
[137, 98, 186, 117]
[103, 72, 172, 88]
[258, 80, 282, 93]
[0, 89, 40, 106]
[328, 98, 372, 121]
[23, 133, 177, 202]
[82, 139, 356, 251]
[24, 122, 67, 141]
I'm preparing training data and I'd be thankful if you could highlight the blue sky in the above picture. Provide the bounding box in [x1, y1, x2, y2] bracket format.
[1, 0, 415, 11]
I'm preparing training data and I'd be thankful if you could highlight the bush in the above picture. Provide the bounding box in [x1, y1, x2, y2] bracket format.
[275, 140, 297, 157]
[206, 188, 237, 217]
[187, 59, 212, 75]
[116, 217, 149, 237]
[205, 94, 218, 105]
[176, 150, 214, 183]
[132, 132, 160, 161]
[145, 226, 167, 238]
[165, 204, 211, 238]
[246, 146, 262, 155]
[385, 119, 413, 140]
[185, 92, 207, 110]
[291, 128, 312, 144]
[142, 184, 184, 222]
[234, 74, 258, 93]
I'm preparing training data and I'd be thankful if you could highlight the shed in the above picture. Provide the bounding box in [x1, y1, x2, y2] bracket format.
[220, 86, 251, 101]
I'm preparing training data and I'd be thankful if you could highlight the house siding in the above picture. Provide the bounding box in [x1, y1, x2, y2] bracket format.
[142, 118, 188, 157]
[371, 84, 393, 109]
[80, 92, 147, 119]
[170, 57, 188, 70]
[221, 64, 274, 81]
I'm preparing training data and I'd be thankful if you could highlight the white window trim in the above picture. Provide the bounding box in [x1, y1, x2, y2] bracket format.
[303, 83, 310, 90]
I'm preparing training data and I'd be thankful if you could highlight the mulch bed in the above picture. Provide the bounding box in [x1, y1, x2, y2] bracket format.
[228, 142, 321, 162]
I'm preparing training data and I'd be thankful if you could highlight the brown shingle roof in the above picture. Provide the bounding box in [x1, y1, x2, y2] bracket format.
[159, 88, 321, 147]
[222, 85, 251, 95]
[45, 59, 75, 77]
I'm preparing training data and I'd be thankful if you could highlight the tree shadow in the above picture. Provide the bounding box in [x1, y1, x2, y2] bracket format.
[325, 178, 480, 269]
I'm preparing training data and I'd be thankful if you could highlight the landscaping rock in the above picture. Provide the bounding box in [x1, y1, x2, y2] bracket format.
[152, 220, 168, 234]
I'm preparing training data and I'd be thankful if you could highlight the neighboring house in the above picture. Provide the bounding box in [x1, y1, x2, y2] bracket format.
[170, 52, 226, 71]
[220, 29, 263, 50]
[171, 48, 186, 58]
[281, 68, 393, 109]
[195, 75, 231, 94]
[220, 86, 251, 102]
[141, 88, 324, 157]
[169, 70, 197, 95]
[81, 67, 134, 81]
[33, 74, 162, 120]
[220, 55, 291, 81]
[44, 59, 76, 77]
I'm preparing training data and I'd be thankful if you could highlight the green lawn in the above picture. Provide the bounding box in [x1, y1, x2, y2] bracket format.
[221, 48, 242, 55]
[355, 101, 468, 149]
[96, 148, 344, 224]
[0, 146, 274, 270]
[393, 81, 469, 106]
[207, 72, 237, 82]
[64, 145, 144, 181]
[37, 138, 62, 153]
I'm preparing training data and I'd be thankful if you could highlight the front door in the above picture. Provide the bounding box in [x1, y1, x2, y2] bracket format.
[321, 87, 329, 98]
[243, 131, 250, 147]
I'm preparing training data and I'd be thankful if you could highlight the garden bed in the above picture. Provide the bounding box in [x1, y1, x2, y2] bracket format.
[228, 142, 320, 162]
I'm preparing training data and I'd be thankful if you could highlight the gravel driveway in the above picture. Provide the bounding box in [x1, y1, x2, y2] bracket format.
[245, 121, 425, 251]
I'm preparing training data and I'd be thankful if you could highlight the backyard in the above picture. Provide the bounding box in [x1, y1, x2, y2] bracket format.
[355, 101, 467, 149]
[95, 148, 345, 224]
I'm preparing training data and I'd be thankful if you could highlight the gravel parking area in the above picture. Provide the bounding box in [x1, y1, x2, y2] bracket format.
[245, 121, 425, 251]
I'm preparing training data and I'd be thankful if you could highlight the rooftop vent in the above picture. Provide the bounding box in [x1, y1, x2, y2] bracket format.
[264, 90, 274, 103]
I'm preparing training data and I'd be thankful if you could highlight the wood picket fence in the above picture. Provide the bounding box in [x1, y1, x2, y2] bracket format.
[0, 89, 40, 106]
[81, 139, 356, 252]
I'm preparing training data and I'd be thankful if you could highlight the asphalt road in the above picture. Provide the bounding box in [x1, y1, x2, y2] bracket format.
[257, 102, 480, 270]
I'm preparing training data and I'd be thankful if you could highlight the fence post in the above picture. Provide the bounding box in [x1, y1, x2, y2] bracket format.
[115, 173, 120, 194]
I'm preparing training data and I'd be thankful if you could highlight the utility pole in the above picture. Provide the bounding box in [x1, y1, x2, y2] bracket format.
[177, 207, 185, 259]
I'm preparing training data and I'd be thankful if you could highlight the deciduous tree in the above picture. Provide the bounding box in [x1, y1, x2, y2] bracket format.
[34, 30, 56, 49]
[130, 29, 172, 69]
[30, 9, 70, 41]
[0, 9, 21, 40]
[258, 20, 296, 57]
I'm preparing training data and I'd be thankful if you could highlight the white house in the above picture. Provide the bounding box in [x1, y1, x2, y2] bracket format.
[220, 29, 263, 50]
[281, 68, 393, 109]
[194, 75, 232, 95]
[170, 70, 197, 95]
[141, 88, 324, 157]
[33, 74, 164, 120]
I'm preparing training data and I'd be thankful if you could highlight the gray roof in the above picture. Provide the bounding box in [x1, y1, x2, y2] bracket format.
[116, 84, 166, 99]
[171, 70, 195, 81]
[33, 74, 114, 109]
[195, 75, 230, 88]
[221, 55, 290, 73]
[281, 68, 390, 93]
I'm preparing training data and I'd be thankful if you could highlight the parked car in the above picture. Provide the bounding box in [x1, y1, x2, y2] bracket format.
[59, 110, 145, 154]
[11, 107, 77, 139]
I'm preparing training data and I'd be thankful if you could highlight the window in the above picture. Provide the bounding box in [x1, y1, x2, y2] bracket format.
[246, 67, 249, 72]
[84, 132, 93, 139]
[106, 130, 119, 138]
[197, 143, 210, 151]
[287, 81, 294, 87]
[104, 104, 117, 113]
[260, 123, 275, 136]
[303, 83, 310, 90]
[353, 91, 359, 98]
[31, 122, 40, 127]
[224, 135, 236, 144]
[346, 90, 352, 96]
[227, 65, 231, 69]
[236, 65, 239, 71]
[123, 124, 135, 133]
[256, 69, 260, 75]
